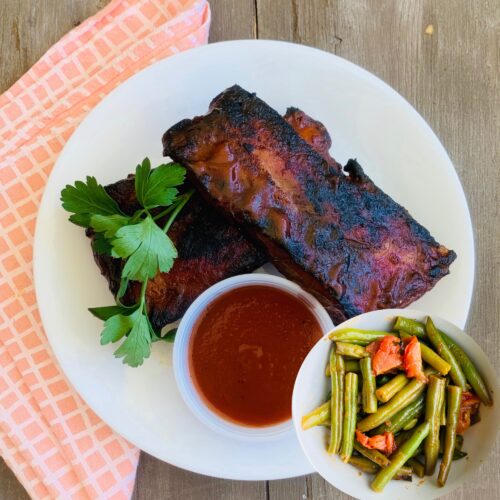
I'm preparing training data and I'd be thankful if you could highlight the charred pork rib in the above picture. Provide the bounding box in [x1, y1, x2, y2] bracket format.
[88, 181, 265, 331]
[162, 85, 456, 324]
[88, 108, 336, 331]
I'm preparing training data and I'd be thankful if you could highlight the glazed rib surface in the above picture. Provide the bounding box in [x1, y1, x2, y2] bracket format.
[163, 85, 456, 323]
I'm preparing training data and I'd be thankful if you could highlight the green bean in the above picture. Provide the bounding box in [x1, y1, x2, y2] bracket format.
[438, 386, 462, 487]
[440, 378, 448, 426]
[438, 433, 465, 458]
[328, 329, 390, 346]
[393, 467, 413, 482]
[376, 374, 392, 387]
[360, 357, 377, 414]
[346, 360, 361, 373]
[348, 457, 412, 481]
[375, 374, 409, 403]
[340, 372, 358, 462]
[336, 355, 345, 452]
[421, 343, 451, 376]
[358, 369, 434, 432]
[440, 331, 492, 406]
[353, 442, 390, 467]
[373, 393, 425, 434]
[327, 348, 342, 454]
[400, 331, 451, 375]
[407, 458, 425, 478]
[349, 455, 378, 474]
[424, 375, 446, 475]
[426, 318, 467, 390]
[302, 401, 330, 429]
[335, 342, 368, 359]
[371, 422, 430, 492]
[325, 359, 359, 376]
[403, 418, 419, 431]
[397, 316, 491, 404]
[395, 429, 412, 446]
[394, 317, 427, 338]
[395, 430, 425, 458]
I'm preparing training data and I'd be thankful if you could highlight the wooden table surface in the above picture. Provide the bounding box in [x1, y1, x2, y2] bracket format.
[1, 0, 498, 498]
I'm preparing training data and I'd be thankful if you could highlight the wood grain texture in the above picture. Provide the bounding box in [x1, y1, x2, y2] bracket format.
[1, 0, 499, 499]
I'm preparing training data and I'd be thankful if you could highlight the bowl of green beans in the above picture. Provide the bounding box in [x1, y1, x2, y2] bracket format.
[292, 309, 500, 499]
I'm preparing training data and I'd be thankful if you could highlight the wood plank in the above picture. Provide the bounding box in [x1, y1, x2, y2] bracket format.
[0, 457, 30, 500]
[1, 0, 499, 499]
[132, 453, 265, 500]
[0, 0, 109, 93]
[209, 0, 257, 42]
[131, 3, 261, 498]
[257, 0, 500, 498]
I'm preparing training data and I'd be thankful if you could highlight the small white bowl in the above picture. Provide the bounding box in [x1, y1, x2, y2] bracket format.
[292, 309, 500, 500]
[173, 273, 335, 441]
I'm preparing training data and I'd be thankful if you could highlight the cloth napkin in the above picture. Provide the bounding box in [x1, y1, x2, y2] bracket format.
[0, 1, 210, 498]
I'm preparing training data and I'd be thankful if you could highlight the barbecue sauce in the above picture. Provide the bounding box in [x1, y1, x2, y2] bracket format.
[189, 285, 322, 427]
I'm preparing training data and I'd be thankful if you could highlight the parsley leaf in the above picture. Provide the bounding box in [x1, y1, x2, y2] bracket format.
[100, 310, 140, 345]
[90, 214, 131, 239]
[135, 158, 186, 209]
[154, 327, 177, 343]
[91, 233, 112, 255]
[111, 215, 177, 282]
[89, 304, 135, 321]
[61, 176, 123, 227]
[62, 158, 194, 367]
[112, 309, 152, 367]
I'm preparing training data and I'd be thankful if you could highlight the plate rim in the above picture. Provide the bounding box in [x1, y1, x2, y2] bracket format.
[33, 39, 475, 480]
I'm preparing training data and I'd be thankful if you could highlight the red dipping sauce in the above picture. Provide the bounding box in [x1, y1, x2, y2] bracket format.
[189, 285, 322, 427]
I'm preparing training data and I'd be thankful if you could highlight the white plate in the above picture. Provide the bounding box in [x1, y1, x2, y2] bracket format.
[292, 310, 499, 499]
[34, 40, 474, 480]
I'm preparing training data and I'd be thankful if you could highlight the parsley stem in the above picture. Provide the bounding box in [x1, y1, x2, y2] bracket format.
[162, 189, 194, 233]
[130, 209, 145, 224]
[152, 203, 178, 222]
[139, 279, 148, 307]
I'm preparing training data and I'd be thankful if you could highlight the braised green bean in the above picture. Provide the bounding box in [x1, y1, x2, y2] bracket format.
[441, 332, 492, 406]
[302, 401, 330, 430]
[328, 348, 342, 454]
[360, 357, 377, 413]
[358, 369, 434, 432]
[393, 317, 425, 336]
[328, 329, 390, 345]
[335, 342, 368, 359]
[403, 418, 419, 431]
[407, 458, 425, 478]
[348, 457, 412, 481]
[426, 318, 467, 390]
[371, 422, 430, 492]
[376, 374, 392, 387]
[440, 378, 448, 426]
[353, 442, 390, 467]
[375, 374, 409, 403]
[394, 316, 427, 338]
[424, 375, 446, 475]
[373, 393, 425, 434]
[325, 359, 360, 376]
[340, 372, 358, 462]
[397, 316, 491, 404]
[336, 355, 345, 453]
[438, 386, 462, 486]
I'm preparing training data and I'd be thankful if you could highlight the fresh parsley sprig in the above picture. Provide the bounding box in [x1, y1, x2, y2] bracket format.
[60, 158, 192, 367]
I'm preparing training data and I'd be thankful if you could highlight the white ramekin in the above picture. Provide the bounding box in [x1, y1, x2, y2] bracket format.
[173, 273, 335, 441]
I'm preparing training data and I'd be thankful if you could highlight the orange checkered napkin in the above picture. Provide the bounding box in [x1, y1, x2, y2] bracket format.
[0, 1, 210, 498]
